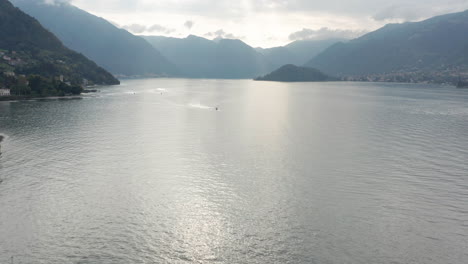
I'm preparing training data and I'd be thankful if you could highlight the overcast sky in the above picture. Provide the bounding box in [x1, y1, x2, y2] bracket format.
[63, 0, 468, 47]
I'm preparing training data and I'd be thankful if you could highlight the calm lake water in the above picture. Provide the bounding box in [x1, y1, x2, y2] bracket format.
[0, 79, 467, 264]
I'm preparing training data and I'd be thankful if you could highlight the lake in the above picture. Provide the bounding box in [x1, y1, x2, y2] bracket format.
[0, 79, 467, 263]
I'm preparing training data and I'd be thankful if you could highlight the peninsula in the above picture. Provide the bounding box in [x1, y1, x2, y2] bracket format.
[255, 64, 335, 82]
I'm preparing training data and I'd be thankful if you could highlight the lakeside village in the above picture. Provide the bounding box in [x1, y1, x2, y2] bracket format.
[0, 50, 89, 99]
[2, 49, 467, 94]
[342, 66, 468, 88]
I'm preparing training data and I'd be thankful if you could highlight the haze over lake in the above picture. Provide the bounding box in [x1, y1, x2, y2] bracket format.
[0, 79, 467, 263]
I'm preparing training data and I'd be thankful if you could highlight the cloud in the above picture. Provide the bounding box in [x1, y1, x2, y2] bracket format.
[70, 0, 468, 20]
[289, 27, 366, 41]
[122, 24, 175, 34]
[108, 20, 120, 28]
[122, 24, 147, 34]
[148, 24, 175, 34]
[204, 29, 243, 39]
[371, 3, 468, 22]
[373, 5, 429, 21]
[184, 20, 194, 29]
[43, 0, 71, 5]
[62, 0, 468, 47]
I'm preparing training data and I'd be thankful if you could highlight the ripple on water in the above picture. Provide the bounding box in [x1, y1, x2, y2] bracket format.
[0, 80, 468, 264]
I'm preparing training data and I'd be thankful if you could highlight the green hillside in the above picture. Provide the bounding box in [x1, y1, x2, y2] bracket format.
[0, 0, 119, 87]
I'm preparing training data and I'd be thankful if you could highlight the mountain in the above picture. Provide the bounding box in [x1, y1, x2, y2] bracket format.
[255, 64, 334, 82]
[144, 34, 342, 79]
[306, 10, 468, 80]
[257, 38, 344, 69]
[143, 35, 272, 79]
[0, 0, 118, 85]
[256, 46, 297, 70]
[12, 0, 178, 77]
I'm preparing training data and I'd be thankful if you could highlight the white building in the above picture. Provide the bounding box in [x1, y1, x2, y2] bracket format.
[0, 89, 11, 96]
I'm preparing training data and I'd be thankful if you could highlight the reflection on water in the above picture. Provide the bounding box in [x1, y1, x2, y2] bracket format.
[0, 79, 468, 264]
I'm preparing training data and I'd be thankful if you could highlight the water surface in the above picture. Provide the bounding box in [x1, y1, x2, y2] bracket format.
[1, 79, 467, 263]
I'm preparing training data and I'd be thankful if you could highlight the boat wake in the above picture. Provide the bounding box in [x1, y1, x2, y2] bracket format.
[0, 134, 5, 156]
[189, 103, 214, 110]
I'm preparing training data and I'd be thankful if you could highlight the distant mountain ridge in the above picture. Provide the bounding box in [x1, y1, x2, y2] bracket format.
[143, 35, 271, 79]
[0, 0, 118, 85]
[143, 35, 342, 79]
[306, 10, 468, 83]
[12, 0, 178, 77]
[257, 38, 345, 69]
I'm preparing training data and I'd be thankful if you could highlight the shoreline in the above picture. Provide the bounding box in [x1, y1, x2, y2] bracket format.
[0, 88, 102, 102]
[0, 80, 462, 103]
[0, 95, 84, 102]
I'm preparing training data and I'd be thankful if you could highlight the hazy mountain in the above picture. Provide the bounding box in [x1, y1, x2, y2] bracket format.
[12, 0, 178, 77]
[255, 64, 334, 82]
[306, 10, 468, 77]
[0, 0, 118, 85]
[144, 34, 341, 78]
[257, 39, 344, 69]
[143, 35, 272, 79]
